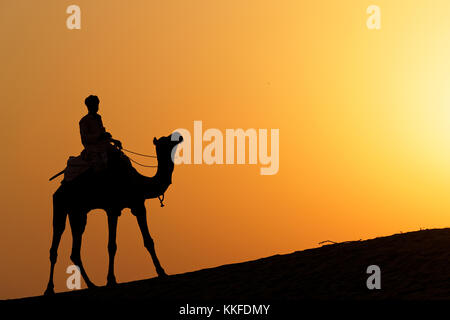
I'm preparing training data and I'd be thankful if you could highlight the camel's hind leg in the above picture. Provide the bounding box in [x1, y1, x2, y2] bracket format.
[44, 190, 67, 295]
[68, 211, 97, 289]
[106, 212, 119, 286]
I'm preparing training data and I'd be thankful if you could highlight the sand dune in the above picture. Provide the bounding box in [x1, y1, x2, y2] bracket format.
[7, 228, 450, 303]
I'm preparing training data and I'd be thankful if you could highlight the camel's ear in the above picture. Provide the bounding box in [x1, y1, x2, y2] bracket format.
[153, 137, 158, 145]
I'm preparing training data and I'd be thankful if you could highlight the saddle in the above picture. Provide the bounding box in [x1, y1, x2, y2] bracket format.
[64, 153, 90, 182]
[63, 148, 132, 182]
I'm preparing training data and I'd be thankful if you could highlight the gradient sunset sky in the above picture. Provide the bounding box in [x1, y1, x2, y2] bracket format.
[2, 0, 450, 299]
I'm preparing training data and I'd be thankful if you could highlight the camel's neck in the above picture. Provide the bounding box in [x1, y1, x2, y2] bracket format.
[139, 157, 174, 199]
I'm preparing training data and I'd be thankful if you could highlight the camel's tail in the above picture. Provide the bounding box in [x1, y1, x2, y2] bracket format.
[49, 169, 65, 181]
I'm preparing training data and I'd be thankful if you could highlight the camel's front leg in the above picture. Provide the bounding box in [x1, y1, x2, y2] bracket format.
[106, 212, 119, 286]
[133, 205, 167, 277]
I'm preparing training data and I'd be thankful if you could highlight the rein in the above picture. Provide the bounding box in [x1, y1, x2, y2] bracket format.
[123, 148, 165, 207]
[122, 148, 157, 158]
[122, 148, 158, 168]
[127, 157, 158, 168]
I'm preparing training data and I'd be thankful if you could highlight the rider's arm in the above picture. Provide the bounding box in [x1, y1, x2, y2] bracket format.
[110, 138, 122, 149]
[96, 116, 121, 148]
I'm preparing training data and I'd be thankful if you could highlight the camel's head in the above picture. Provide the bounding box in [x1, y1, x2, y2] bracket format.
[153, 132, 184, 164]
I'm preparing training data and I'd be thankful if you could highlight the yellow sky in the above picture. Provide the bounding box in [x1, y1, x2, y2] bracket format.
[2, 0, 450, 299]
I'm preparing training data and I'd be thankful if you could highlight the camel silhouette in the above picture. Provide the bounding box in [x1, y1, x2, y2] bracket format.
[44, 133, 183, 295]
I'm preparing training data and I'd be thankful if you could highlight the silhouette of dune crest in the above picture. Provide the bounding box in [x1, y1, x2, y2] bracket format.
[10, 228, 450, 302]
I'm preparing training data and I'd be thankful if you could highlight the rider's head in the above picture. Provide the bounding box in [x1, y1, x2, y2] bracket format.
[85, 95, 99, 114]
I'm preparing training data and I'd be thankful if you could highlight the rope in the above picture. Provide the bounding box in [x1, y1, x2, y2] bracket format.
[122, 148, 157, 158]
[158, 194, 165, 207]
[122, 147, 158, 168]
[128, 157, 158, 168]
[123, 147, 164, 207]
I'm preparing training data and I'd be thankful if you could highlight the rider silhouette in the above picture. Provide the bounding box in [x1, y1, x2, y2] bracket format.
[80, 95, 122, 171]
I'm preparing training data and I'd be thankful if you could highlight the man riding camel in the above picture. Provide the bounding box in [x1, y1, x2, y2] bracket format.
[49, 95, 125, 182]
[80, 95, 122, 171]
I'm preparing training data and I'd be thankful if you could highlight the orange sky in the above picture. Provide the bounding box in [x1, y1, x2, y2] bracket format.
[2, 0, 450, 299]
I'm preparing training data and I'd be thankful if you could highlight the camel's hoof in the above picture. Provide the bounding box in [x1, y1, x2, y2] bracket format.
[157, 271, 168, 279]
[107, 279, 117, 287]
[44, 287, 55, 296]
[86, 282, 98, 289]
